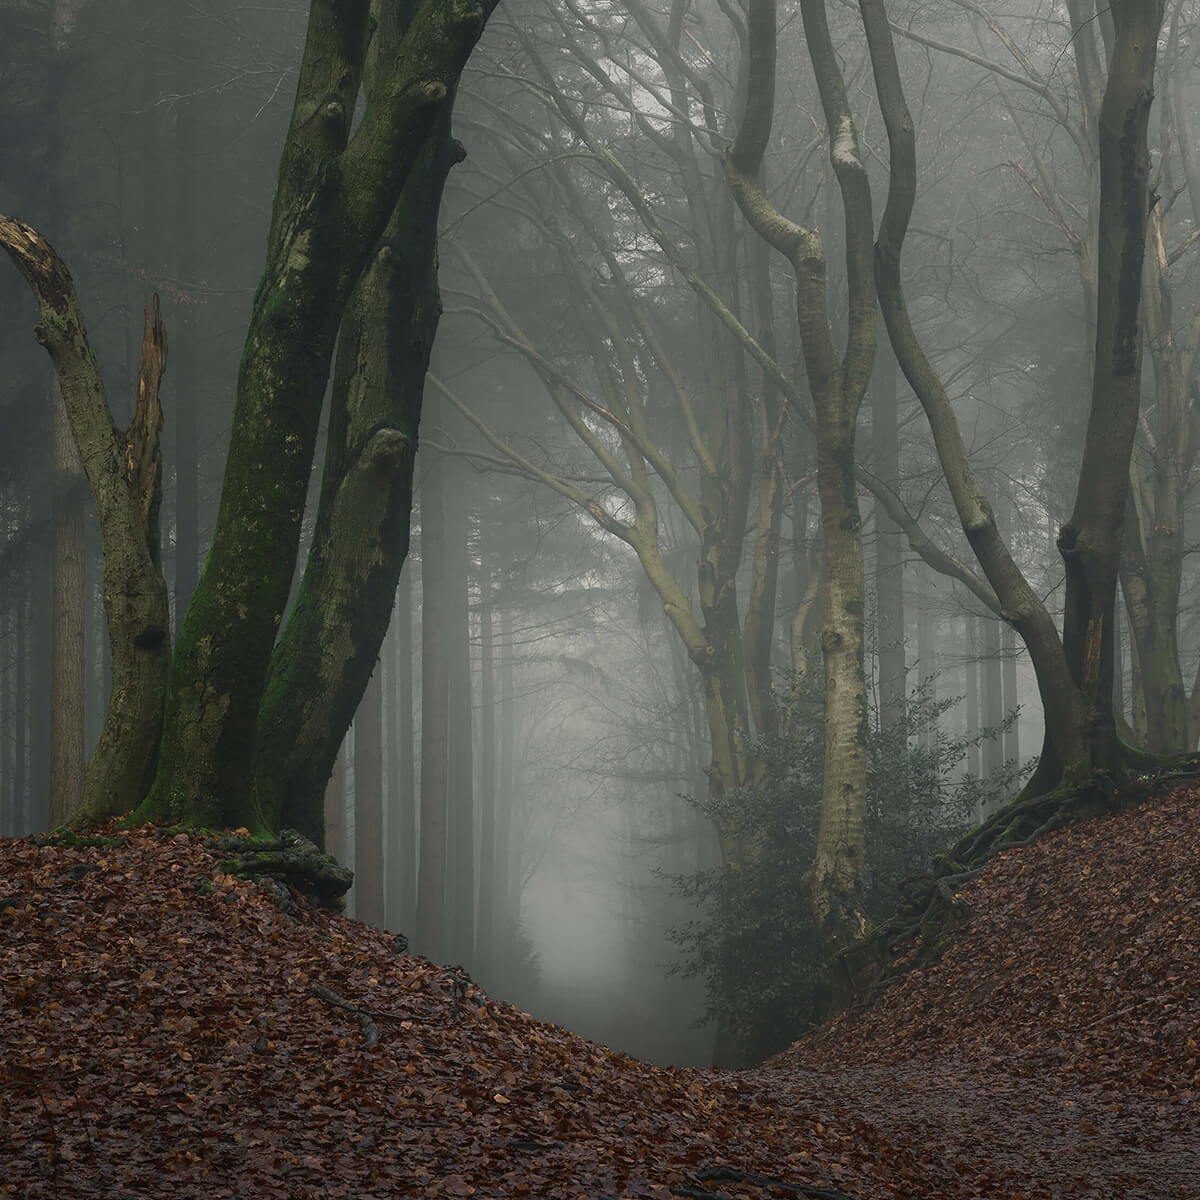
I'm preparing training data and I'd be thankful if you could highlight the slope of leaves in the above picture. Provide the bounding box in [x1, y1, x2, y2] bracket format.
[3, 786, 1198, 1199]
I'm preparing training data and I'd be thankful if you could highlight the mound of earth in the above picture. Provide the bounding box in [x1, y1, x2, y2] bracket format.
[2, 788, 1197, 1199]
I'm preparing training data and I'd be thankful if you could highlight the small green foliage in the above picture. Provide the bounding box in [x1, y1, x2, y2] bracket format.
[669, 670, 1023, 1064]
[32, 831, 126, 850]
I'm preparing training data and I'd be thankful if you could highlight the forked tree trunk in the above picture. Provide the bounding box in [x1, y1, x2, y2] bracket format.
[860, 0, 1163, 788]
[253, 116, 459, 840]
[143, 0, 496, 831]
[724, 0, 875, 946]
[0, 218, 170, 825]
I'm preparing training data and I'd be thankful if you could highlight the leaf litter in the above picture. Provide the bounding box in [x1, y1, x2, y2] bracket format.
[2, 783, 1198, 1199]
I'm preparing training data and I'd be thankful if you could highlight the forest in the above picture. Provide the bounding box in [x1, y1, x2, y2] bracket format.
[0, 0, 1197, 1186]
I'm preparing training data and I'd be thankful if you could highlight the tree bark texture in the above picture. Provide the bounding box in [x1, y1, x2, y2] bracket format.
[354, 662, 385, 927]
[1057, 0, 1163, 775]
[416, 452, 449, 961]
[0, 218, 170, 825]
[870, 345, 906, 732]
[724, 0, 874, 944]
[145, 0, 496, 829]
[253, 120, 459, 840]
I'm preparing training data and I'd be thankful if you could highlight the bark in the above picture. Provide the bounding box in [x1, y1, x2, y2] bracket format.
[171, 58, 200, 625]
[859, 0, 1163, 785]
[477, 552, 496, 975]
[324, 740, 345, 864]
[871, 345, 906, 733]
[445, 473, 475, 963]
[1001, 620, 1020, 766]
[253, 121, 459, 840]
[353, 663, 385, 927]
[49, 373, 85, 825]
[0, 219, 170, 825]
[416, 451, 449, 961]
[46, 0, 85, 828]
[144, 0, 496, 830]
[1057, 0, 1162, 775]
[724, 0, 873, 944]
[982, 611, 1004, 778]
[385, 569, 416, 933]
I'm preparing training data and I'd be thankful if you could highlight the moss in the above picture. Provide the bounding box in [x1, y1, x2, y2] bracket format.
[32, 830, 125, 850]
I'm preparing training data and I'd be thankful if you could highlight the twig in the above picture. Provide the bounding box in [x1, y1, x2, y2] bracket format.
[309, 983, 381, 1046]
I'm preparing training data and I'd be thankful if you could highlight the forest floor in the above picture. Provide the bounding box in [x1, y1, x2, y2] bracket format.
[1, 785, 1197, 1200]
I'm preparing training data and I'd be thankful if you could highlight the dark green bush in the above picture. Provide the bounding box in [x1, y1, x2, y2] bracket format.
[668, 672, 1022, 1064]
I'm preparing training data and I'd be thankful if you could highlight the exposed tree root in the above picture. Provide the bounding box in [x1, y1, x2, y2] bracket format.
[832, 753, 1200, 1011]
[202, 828, 353, 911]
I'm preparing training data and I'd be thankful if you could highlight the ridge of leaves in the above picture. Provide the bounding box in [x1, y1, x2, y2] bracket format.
[3, 787, 1198, 1199]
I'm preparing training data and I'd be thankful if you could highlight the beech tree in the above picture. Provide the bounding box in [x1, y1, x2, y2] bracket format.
[2, 0, 498, 833]
[861, 0, 1165, 787]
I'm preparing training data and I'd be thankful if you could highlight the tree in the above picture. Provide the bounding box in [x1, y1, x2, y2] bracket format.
[723, 0, 877, 944]
[863, 0, 1165, 789]
[143, 0, 498, 833]
[3, 0, 499, 832]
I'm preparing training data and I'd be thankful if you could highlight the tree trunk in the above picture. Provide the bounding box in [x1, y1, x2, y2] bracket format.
[49, 373, 85, 825]
[46, 0, 85, 828]
[171, 53, 200, 627]
[724, 0, 875, 946]
[0, 220, 171, 825]
[477, 551, 496, 974]
[860, 0, 1163, 788]
[253, 120, 458, 840]
[385, 567, 416, 933]
[354, 662, 385, 927]
[980, 612, 1003, 777]
[445, 471, 475, 964]
[416, 454, 449, 961]
[1057, 0, 1162, 777]
[871, 343, 906, 733]
[966, 616, 981, 780]
[144, 0, 496, 830]
[324, 740, 345, 864]
[1001, 619, 1020, 766]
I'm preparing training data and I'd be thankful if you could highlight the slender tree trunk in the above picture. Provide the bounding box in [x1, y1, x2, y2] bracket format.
[416, 456, 449, 961]
[871, 343, 906, 732]
[49, 374, 85, 825]
[47, 0, 85, 827]
[324, 740, 346, 864]
[385, 568, 416, 933]
[966, 616, 981, 780]
[982, 612, 1004, 777]
[172, 48, 200, 626]
[477, 551, 496, 973]
[1057, 0, 1162, 777]
[354, 662, 385, 927]
[445, 470, 475, 964]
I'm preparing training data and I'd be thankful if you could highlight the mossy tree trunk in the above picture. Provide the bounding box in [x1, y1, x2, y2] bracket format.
[253, 115, 459, 841]
[0, 219, 170, 825]
[140, 0, 497, 831]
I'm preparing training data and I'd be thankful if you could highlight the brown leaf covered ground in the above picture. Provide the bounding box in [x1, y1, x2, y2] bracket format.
[2, 784, 1198, 1199]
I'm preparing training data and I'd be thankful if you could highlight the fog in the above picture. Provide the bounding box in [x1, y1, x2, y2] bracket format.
[1, 0, 1192, 1068]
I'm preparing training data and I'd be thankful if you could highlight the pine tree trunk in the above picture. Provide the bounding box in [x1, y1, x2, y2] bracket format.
[445, 472, 475, 964]
[417, 454, 449, 960]
[354, 663, 385, 927]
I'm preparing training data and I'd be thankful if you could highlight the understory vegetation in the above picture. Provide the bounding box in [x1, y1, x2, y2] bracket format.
[670, 676, 1022, 1063]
